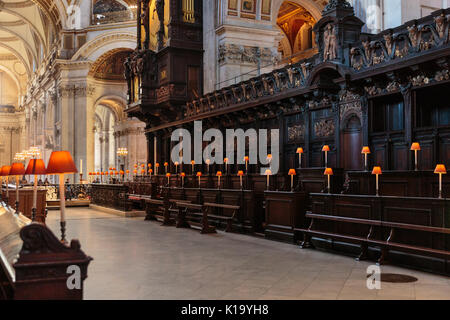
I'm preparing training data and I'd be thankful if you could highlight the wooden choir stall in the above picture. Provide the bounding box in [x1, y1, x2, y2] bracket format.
[102, 0, 450, 275]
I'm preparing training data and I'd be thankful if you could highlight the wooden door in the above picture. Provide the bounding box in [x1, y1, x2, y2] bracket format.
[341, 115, 363, 170]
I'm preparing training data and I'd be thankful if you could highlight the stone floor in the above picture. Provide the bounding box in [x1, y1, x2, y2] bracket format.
[46, 207, 450, 300]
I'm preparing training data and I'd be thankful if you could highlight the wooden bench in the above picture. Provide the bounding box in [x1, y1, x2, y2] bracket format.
[0, 203, 92, 299]
[174, 202, 239, 234]
[203, 202, 239, 232]
[296, 212, 450, 265]
[145, 198, 191, 226]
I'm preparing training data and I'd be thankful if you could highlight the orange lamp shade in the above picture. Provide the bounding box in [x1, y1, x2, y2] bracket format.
[148, 169, 153, 174]
[100, 172, 104, 176]
[155, 163, 160, 167]
[174, 161, 179, 166]
[411, 142, 421, 151]
[324, 168, 333, 176]
[141, 169, 145, 174]
[191, 160, 195, 165]
[288, 169, 296, 176]
[105, 172, 109, 176]
[25, 159, 47, 175]
[0, 165, 11, 176]
[224, 158, 229, 163]
[148, 163, 152, 167]
[322, 145, 330, 152]
[296, 148, 304, 154]
[133, 170, 137, 174]
[9, 162, 26, 176]
[216, 171, 222, 177]
[134, 164, 138, 168]
[180, 172, 186, 177]
[120, 171, 124, 175]
[265, 169, 272, 176]
[166, 173, 171, 177]
[126, 170, 130, 174]
[164, 162, 168, 166]
[244, 156, 249, 161]
[115, 171, 119, 175]
[372, 166, 382, 175]
[196, 172, 202, 177]
[237, 170, 244, 176]
[361, 146, 371, 154]
[141, 164, 145, 168]
[434, 164, 447, 174]
[46, 151, 78, 175]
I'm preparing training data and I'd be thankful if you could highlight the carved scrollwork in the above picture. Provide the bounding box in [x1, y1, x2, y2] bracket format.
[314, 119, 335, 138]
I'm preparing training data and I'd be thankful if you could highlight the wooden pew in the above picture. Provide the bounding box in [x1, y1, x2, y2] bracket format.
[295, 193, 450, 275]
[175, 202, 240, 234]
[203, 202, 239, 232]
[0, 203, 92, 299]
[2, 188, 47, 223]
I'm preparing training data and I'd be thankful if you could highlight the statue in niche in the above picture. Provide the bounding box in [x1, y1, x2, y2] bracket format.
[323, 24, 337, 61]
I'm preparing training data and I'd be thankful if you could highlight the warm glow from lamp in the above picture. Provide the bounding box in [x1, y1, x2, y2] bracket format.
[296, 147, 304, 168]
[296, 148, 304, 154]
[265, 169, 272, 190]
[216, 171, 222, 188]
[322, 145, 330, 167]
[372, 166, 382, 175]
[361, 147, 371, 154]
[238, 170, 244, 188]
[322, 145, 330, 152]
[411, 143, 421, 151]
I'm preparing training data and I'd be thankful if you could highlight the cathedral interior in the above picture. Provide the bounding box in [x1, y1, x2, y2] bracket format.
[0, 0, 450, 302]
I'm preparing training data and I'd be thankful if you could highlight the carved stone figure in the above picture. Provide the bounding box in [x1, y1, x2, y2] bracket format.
[362, 41, 372, 64]
[383, 34, 393, 55]
[323, 24, 337, 61]
[434, 13, 446, 39]
[408, 25, 420, 48]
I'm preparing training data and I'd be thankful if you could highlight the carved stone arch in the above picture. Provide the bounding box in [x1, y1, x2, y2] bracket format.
[306, 62, 352, 87]
[341, 112, 362, 132]
[71, 32, 137, 62]
[93, 95, 127, 122]
[272, 0, 323, 23]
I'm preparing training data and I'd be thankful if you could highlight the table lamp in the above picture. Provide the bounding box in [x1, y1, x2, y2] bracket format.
[361, 147, 371, 171]
[9, 162, 26, 214]
[216, 171, 222, 189]
[324, 168, 333, 194]
[0, 165, 11, 203]
[288, 169, 296, 191]
[296, 148, 304, 168]
[434, 164, 446, 199]
[411, 143, 421, 171]
[238, 170, 244, 189]
[46, 151, 78, 243]
[25, 159, 47, 221]
[180, 172, 186, 187]
[197, 171, 202, 188]
[372, 166, 382, 196]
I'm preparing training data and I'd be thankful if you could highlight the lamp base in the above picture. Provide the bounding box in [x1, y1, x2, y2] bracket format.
[60, 221, 67, 244]
[31, 207, 37, 221]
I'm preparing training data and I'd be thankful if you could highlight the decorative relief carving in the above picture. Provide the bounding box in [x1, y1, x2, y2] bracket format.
[339, 90, 362, 121]
[288, 124, 305, 142]
[218, 43, 279, 65]
[314, 119, 335, 138]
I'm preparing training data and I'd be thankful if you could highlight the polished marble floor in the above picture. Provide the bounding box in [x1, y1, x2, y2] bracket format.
[46, 208, 450, 300]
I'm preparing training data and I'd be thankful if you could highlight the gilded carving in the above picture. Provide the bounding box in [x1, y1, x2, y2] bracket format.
[314, 119, 335, 138]
[288, 124, 305, 142]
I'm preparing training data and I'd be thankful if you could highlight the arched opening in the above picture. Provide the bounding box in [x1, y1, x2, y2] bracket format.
[341, 114, 363, 170]
[94, 104, 118, 172]
[92, 0, 135, 25]
[277, 1, 317, 64]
